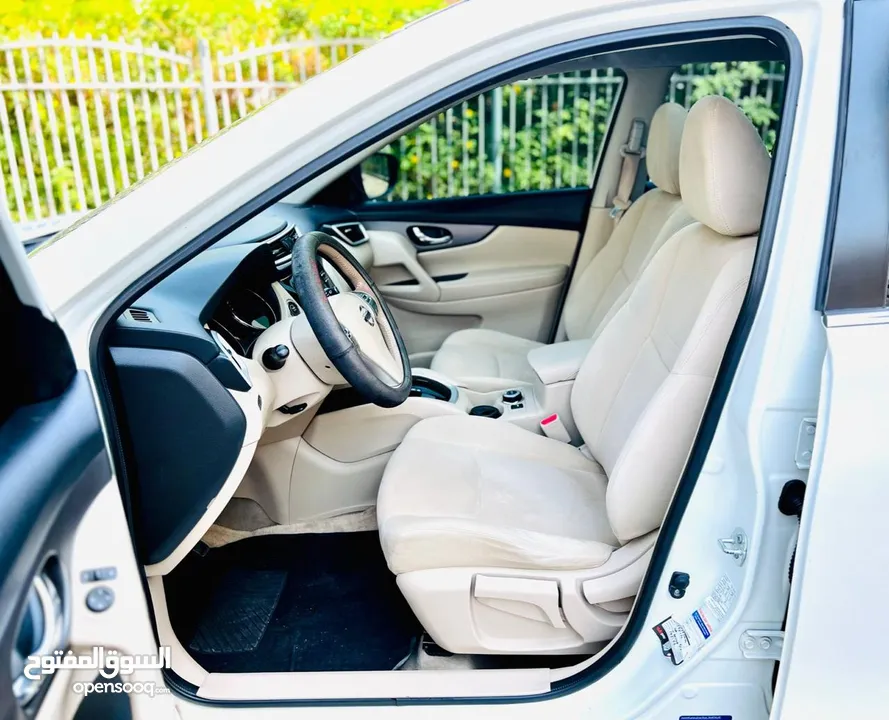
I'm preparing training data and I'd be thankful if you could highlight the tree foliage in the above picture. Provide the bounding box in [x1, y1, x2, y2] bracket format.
[0, 4, 786, 224]
[0, 1, 448, 49]
[0, 1, 449, 222]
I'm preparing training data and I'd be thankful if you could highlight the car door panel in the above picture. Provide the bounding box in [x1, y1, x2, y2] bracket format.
[358, 190, 587, 364]
[0, 375, 108, 715]
[1, 217, 176, 720]
[364, 223, 578, 363]
[363, 220, 495, 252]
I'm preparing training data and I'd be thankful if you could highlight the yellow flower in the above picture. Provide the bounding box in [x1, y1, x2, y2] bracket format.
[410, 155, 418, 164]
[451, 160, 459, 169]
[503, 168, 512, 178]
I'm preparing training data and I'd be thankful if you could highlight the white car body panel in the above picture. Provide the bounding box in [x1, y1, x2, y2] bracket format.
[17, 0, 865, 716]
[773, 315, 889, 719]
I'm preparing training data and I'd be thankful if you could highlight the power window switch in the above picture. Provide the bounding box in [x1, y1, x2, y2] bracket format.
[93, 567, 118, 582]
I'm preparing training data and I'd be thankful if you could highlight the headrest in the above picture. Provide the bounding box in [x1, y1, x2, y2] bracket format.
[679, 95, 771, 237]
[646, 102, 687, 195]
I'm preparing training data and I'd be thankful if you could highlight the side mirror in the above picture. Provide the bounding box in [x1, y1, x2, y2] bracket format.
[360, 151, 399, 200]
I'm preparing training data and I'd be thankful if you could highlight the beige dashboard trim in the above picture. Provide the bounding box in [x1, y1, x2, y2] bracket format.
[147, 575, 209, 687]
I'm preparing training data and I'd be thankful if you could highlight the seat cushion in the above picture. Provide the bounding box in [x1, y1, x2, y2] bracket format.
[378, 416, 619, 575]
[429, 328, 543, 388]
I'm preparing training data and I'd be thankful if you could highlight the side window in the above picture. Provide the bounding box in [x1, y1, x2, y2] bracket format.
[374, 70, 625, 202]
[668, 61, 786, 151]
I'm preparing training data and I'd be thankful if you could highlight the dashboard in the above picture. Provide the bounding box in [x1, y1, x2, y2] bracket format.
[106, 202, 369, 566]
[110, 203, 365, 390]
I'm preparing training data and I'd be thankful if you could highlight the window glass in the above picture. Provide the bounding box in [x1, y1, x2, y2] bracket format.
[377, 69, 626, 201]
[668, 61, 786, 151]
[374, 61, 787, 203]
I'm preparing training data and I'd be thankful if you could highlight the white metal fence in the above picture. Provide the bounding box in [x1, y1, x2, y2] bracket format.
[0, 34, 784, 240]
[0, 34, 375, 239]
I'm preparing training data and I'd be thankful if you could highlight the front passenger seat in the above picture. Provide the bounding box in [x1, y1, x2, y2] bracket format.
[377, 96, 771, 654]
[430, 101, 694, 389]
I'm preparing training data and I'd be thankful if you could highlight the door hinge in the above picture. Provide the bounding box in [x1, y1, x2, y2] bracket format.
[718, 527, 748, 566]
[794, 417, 817, 469]
[740, 629, 784, 660]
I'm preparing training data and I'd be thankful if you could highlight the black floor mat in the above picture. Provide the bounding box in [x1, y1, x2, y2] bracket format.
[164, 533, 420, 673]
[188, 568, 286, 654]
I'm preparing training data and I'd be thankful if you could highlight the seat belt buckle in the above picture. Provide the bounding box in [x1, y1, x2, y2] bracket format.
[540, 413, 571, 443]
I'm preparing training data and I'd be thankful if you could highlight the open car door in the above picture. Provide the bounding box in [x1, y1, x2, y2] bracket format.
[0, 211, 176, 720]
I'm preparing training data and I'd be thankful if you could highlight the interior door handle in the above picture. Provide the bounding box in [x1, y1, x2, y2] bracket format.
[409, 226, 452, 246]
[12, 573, 64, 706]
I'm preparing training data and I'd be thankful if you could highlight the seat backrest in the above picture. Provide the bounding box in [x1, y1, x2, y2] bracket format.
[570, 95, 771, 543]
[562, 102, 694, 342]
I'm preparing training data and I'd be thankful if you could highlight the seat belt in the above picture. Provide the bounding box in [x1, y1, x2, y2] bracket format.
[609, 117, 647, 223]
[778, 479, 807, 583]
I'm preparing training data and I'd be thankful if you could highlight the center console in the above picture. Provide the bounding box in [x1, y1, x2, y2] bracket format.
[413, 338, 594, 443]
[409, 374, 458, 403]
[240, 346, 591, 533]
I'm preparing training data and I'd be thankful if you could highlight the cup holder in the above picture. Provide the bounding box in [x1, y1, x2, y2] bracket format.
[469, 405, 502, 419]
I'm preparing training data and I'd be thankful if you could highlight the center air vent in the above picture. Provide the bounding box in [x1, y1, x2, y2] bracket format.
[126, 308, 156, 323]
[265, 224, 300, 274]
[322, 222, 369, 246]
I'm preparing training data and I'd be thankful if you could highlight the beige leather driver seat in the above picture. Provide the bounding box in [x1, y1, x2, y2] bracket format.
[377, 96, 771, 655]
[429, 101, 694, 389]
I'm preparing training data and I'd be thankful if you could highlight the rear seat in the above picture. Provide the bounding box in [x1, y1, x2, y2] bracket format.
[430, 102, 696, 389]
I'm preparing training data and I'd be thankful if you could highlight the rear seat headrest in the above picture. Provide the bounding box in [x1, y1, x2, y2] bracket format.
[679, 95, 771, 237]
[646, 102, 687, 196]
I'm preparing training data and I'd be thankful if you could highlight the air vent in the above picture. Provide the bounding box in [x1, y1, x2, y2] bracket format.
[265, 224, 299, 273]
[126, 308, 156, 323]
[323, 222, 369, 246]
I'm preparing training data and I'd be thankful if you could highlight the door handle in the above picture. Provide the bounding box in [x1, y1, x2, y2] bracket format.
[408, 226, 452, 246]
[12, 573, 64, 706]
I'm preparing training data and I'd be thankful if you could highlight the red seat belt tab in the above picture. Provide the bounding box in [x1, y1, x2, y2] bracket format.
[540, 413, 571, 443]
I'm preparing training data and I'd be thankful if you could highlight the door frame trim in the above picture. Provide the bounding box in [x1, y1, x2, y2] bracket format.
[90, 15, 802, 709]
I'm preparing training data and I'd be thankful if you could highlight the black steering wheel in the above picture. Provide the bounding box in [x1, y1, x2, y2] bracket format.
[289, 231, 411, 408]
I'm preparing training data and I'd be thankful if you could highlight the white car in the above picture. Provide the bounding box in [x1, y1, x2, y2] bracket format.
[1, 0, 884, 718]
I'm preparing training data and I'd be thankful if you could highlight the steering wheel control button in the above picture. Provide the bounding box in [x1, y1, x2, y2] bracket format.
[262, 344, 290, 370]
[86, 586, 115, 613]
[287, 301, 299, 316]
[502, 389, 523, 404]
[353, 291, 379, 316]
